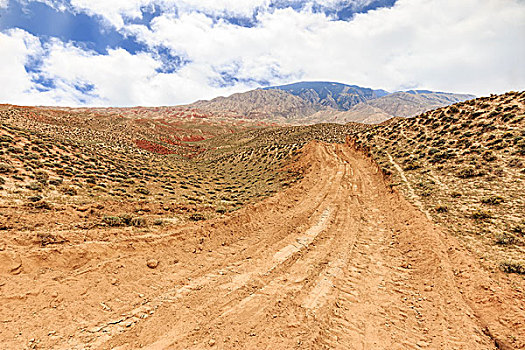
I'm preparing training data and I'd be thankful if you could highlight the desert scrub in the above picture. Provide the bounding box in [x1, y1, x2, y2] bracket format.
[494, 232, 518, 246]
[61, 186, 78, 196]
[500, 261, 525, 275]
[189, 213, 206, 221]
[26, 181, 43, 191]
[456, 166, 484, 178]
[102, 216, 123, 227]
[511, 224, 524, 236]
[27, 195, 43, 202]
[135, 187, 150, 195]
[481, 196, 504, 205]
[403, 161, 421, 170]
[131, 217, 146, 227]
[471, 210, 492, 220]
[435, 205, 448, 213]
[0, 163, 12, 174]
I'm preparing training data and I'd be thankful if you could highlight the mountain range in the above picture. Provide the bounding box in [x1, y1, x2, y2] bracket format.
[191, 81, 475, 124]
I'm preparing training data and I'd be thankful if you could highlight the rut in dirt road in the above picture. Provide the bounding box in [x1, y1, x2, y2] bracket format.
[1, 141, 523, 349]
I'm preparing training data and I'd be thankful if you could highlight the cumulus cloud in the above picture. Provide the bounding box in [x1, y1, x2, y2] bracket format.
[0, 29, 49, 105]
[128, 0, 525, 95]
[1, 0, 524, 106]
[42, 0, 380, 28]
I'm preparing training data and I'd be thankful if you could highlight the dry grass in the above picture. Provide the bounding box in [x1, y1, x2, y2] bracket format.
[353, 91, 525, 273]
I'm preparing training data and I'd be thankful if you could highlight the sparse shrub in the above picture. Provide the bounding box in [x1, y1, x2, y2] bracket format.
[495, 233, 518, 245]
[131, 217, 146, 227]
[0, 163, 12, 174]
[49, 178, 63, 186]
[7, 146, 23, 154]
[435, 205, 448, 213]
[37, 232, 66, 246]
[457, 166, 482, 178]
[481, 151, 497, 162]
[119, 214, 133, 225]
[450, 191, 462, 198]
[404, 161, 421, 170]
[511, 224, 524, 236]
[61, 186, 78, 196]
[0, 135, 13, 143]
[427, 147, 440, 156]
[153, 218, 164, 226]
[34, 200, 52, 210]
[516, 140, 525, 155]
[471, 210, 492, 220]
[103, 216, 123, 227]
[26, 181, 43, 191]
[481, 196, 504, 205]
[448, 106, 459, 114]
[189, 213, 205, 221]
[420, 189, 432, 197]
[135, 187, 150, 195]
[27, 195, 43, 202]
[500, 261, 525, 275]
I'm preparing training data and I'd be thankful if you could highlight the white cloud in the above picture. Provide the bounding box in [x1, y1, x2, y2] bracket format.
[59, 0, 376, 28]
[69, 0, 153, 28]
[0, 29, 53, 105]
[0, 0, 8, 9]
[1, 0, 524, 106]
[127, 0, 525, 96]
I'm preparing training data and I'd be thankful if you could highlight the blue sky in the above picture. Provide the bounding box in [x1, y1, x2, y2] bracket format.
[0, 0, 524, 106]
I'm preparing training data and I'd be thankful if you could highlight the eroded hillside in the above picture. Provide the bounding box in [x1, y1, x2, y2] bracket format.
[0, 91, 524, 349]
[355, 91, 525, 274]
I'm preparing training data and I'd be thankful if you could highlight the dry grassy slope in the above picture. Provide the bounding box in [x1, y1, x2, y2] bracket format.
[0, 104, 268, 155]
[0, 104, 366, 246]
[354, 91, 525, 274]
[1, 91, 523, 279]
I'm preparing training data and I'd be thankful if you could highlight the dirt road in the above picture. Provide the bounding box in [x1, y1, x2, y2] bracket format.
[1, 141, 524, 349]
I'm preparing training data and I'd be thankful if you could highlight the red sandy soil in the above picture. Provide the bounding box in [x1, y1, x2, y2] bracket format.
[1, 141, 523, 349]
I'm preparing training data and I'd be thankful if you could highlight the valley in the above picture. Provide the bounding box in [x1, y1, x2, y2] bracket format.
[0, 87, 523, 349]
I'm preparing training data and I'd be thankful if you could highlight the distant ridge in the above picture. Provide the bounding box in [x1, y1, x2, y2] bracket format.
[189, 81, 475, 124]
[264, 81, 389, 110]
